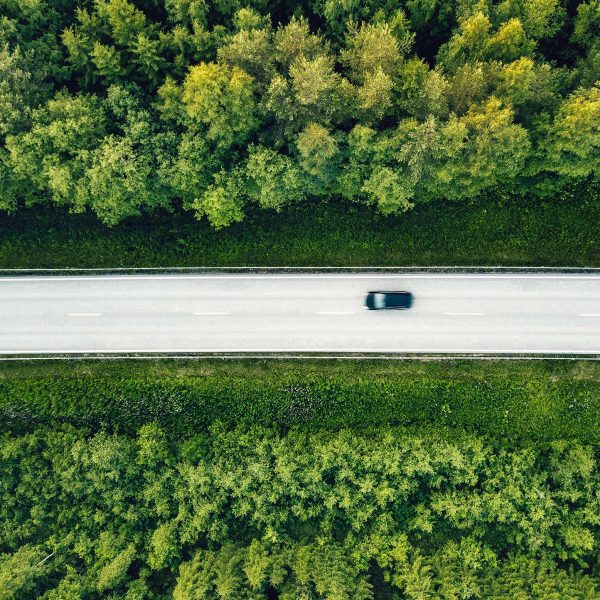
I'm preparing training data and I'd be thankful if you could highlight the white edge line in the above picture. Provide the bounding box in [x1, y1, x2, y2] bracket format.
[193, 311, 230, 315]
[315, 311, 355, 315]
[3, 274, 600, 282]
[66, 313, 103, 317]
[444, 312, 486, 316]
[580, 314, 600, 317]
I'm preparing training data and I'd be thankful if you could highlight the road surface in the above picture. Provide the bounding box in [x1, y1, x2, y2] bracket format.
[1, 273, 599, 354]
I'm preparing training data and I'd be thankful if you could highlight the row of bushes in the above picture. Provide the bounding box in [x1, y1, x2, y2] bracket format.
[1, 359, 598, 442]
[1, 186, 599, 268]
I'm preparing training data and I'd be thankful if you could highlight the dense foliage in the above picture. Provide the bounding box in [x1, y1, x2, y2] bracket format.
[2, 359, 599, 442]
[1, 0, 599, 228]
[1, 183, 600, 268]
[1, 424, 599, 598]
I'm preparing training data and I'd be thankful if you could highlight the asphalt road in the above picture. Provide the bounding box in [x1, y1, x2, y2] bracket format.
[1, 273, 600, 354]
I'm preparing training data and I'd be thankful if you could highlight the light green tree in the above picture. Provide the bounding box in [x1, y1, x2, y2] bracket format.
[182, 61, 258, 148]
[296, 122, 340, 195]
[245, 145, 305, 210]
[5, 91, 107, 210]
[544, 83, 600, 180]
[192, 168, 245, 228]
[0, 545, 51, 600]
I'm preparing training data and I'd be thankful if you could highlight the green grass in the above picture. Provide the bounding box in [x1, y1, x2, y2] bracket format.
[1, 184, 599, 268]
[1, 359, 599, 443]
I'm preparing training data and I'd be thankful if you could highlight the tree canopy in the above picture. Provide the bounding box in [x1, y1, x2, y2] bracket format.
[0, 0, 599, 227]
[1, 424, 599, 598]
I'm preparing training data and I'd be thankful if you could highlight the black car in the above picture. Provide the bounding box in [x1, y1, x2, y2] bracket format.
[365, 291, 413, 310]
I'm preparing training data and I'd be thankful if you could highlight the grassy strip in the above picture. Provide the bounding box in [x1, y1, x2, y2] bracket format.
[1, 359, 598, 442]
[1, 186, 599, 268]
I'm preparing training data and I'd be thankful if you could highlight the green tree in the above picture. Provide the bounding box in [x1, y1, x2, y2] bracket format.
[273, 16, 328, 70]
[84, 134, 159, 226]
[572, 1, 600, 50]
[446, 62, 488, 115]
[245, 145, 305, 210]
[0, 45, 47, 137]
[341, 19, 408, 84]
[544, 83, 600, 180]
[165, 131, 220, 210]
[217, 9, 275, 86]
[62, 0, 170, 88]
[192, 168, 245, 228]
[438, 12, 535, 72]
[362, 165, 414, 214]
[296, 122, 340, 194]
[266, 54, 354, 137]
[425, 97, 530, 200]
[182, 61, 258, 149]
[495, 57, 564, 124]
[357, 68, 395, 124]
[0, 545, 51, 600]
[91, 42, 125, 82]
[5, 91, 107, 210]
[494, 0, 565, 41]
[397, 58, 449, 119]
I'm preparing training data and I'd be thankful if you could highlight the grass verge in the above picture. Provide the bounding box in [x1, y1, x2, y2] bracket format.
[1, 358, 598, 443]
[1, 185, 599, 268]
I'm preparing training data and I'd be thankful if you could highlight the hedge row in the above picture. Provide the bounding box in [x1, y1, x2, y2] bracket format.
[1, 360, 598, 442]
[1, 185, 600, 269]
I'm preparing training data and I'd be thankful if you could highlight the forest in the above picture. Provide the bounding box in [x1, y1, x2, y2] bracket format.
[1, 424, 599, 598]
[1, 0, 599, 227]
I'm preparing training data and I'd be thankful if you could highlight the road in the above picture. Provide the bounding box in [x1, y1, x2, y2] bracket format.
[1, 273, 600, 354]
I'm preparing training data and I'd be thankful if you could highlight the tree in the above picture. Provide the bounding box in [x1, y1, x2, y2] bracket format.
[437, 12, 492, 72]
[0, 45, 47, 137]
[494, 0, 565, 41]
[91, 42, 125, 83]
[265, 54, 354, 137]
[296, 122, 340, 195]
[273, 16, 328, 70]
[543, 83, 600, 180]
[495, 57, 564, 124]
[192, 168, 245, 228]
[1, 425, 599, 597]
[485, 18, 536, 63]
[362, 166, 414, 214]
[165, 131, 220, 210]
[422, 98, 531, 200]
[182, 61, 258, 149]
[84, 134, 160, 226]
[245, 145, 305, 210]
[396, 59, 449, 119]
[438, 12, 535, 72]
[217, 9, 275, 86]
[0, 545, 51, 600]
[572, 1, 600, 50]
[446, 62, 488, 115]
[341, 20, 407, 84]
[61, 0, 170, 88]
[314, 0, 410, 43]
[356, 68, 395, 124]
[5, 91, 107, 210]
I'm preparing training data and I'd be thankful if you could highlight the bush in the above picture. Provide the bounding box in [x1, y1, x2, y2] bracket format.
[1, 185, 599, 268]
[1, 359, 598, 442]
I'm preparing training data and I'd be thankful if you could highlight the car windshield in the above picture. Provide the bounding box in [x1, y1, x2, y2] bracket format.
[374, 293, 387, 309]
